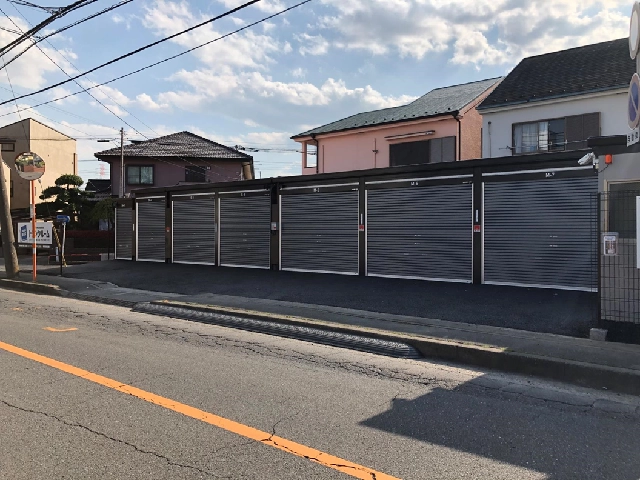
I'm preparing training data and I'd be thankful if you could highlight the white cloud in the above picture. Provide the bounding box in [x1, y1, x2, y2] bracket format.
[0, 16, 78, 89]
[295, 33, 330, 56]
[244, 119, 260, 127]
[216, 0, 286, 14]
[136, 93, 170, 111]
[143, 0, 283, 73]
[316, 0, 629, 65]
[291, 67, 306, 78]
[229, 16, 245, 26]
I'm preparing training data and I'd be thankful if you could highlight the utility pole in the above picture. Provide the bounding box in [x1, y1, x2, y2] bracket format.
[0, 150, 19, 278]
[120, 127, 124, 198]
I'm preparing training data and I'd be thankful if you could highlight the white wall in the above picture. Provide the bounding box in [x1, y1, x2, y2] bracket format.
[481, 91, 627, 159]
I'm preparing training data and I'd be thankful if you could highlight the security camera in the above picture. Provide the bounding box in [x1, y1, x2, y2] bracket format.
[578, 152, 595, 165]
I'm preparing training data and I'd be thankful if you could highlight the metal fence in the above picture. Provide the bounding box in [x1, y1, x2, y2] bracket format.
[599, 190, 640, 324]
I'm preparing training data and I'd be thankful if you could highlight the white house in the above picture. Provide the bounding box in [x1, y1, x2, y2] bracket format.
[477, 38, 635, 191]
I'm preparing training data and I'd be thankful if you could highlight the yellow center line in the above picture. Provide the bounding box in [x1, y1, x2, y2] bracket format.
[0, 340, 400, 480]
[43, 327, 78, 332]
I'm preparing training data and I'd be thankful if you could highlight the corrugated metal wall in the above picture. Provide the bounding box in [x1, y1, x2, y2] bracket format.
[219, 193, 271, 268]
[136, 198, 166, 262]
[115, 207, 132, 260]
[367, 182, 473, 281]
[172, 196, 216, 265]
[483, 175, 597, 291]
[280, 189, 359, 274]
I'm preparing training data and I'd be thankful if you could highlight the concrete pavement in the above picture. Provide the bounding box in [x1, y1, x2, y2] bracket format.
[2, 269, 640, 395]
[1, 289, 640, 480]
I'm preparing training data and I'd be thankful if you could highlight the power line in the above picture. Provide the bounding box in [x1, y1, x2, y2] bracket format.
[2, 0, 135, 70]
[0, 0, 97, 57]
[0, 0, 263, 106]
[0, 0, 312, 118]
[2, 8, 243, 181]
[9, 1, 64, 15]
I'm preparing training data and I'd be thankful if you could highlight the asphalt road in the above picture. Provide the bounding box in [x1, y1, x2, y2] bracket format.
[43, 260, 596, 337]
[1, 290, 639, 480]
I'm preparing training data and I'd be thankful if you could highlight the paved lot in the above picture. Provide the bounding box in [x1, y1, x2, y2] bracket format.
[1, 289, 639, 480]
[41, 260, 598, 337]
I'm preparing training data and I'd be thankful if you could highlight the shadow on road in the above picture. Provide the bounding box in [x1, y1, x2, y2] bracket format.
[361, 383, 640, 480]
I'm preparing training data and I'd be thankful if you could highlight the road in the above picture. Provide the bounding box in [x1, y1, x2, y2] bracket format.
[0, 289, 639, 480]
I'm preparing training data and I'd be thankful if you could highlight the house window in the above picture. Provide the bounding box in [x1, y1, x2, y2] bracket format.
[512, 113, 600, 154]
[513, 119, 566, 154]
[389, 136, 456, 167]
[304, 142, 317, 168]
[185, 166, 206, 183]
[126, 165, 154, 185]
[1, 143, 14, 152]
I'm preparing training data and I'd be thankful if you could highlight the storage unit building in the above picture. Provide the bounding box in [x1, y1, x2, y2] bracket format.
[280, 184, 359, 275]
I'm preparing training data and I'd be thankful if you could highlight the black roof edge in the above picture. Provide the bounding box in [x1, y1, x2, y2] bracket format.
[129, 150, 592, 197]
[291, 111, 457, 140]
[478, 85, 628, 111]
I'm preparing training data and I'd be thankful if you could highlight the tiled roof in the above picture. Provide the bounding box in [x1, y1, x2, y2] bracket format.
[85, 178, 111, 193]
[95, 131, 252, 160]
[292, 78, 502, 138]
[478, 38, 634, 110]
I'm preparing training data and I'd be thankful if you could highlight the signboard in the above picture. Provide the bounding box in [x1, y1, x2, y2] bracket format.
[629, 73, 640, 130]
[628, 126, 640, 146]
[56, 215, 70, 224]
[18, 221, 53, 245]
[603, 232, 618, 256]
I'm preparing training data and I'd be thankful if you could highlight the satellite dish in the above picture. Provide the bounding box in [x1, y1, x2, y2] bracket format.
[14, 152, 45, 181]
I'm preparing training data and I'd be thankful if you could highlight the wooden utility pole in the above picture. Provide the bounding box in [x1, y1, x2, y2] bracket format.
[0, 154, 19, 278]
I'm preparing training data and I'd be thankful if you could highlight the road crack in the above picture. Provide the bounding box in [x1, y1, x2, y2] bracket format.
[0, 398, 218, 478]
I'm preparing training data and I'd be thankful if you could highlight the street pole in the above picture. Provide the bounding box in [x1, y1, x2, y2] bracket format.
[31, 179, 36, 282]
[0, 158, 19, 278]
[120, 127, 124, 198]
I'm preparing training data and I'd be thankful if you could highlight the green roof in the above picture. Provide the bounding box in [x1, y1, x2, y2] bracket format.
[292, 78, 502, 139]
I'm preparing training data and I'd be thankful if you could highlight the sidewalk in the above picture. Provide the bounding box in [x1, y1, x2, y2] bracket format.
[1, 268, 639, 396]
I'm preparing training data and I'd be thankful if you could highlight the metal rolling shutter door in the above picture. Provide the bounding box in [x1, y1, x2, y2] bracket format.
[219, 195, 271, 268]
[115, 208, 132, 260]
[484, 176, 597, 290]
[137, 200, 166, 262]
[173, 198, 216, 264]
[367, 184, 473, 281]
[281, 191, 359, 274]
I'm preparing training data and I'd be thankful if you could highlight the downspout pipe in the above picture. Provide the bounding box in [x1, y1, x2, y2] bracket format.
[455, 113, 462, 161]
[311, 133, 319, 174]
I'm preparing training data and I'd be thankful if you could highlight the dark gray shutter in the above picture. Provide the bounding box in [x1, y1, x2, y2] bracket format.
[219, 194, 271, 268]
[430, 138, 443, 163]
[367, 183, 473, 281]
[582, 112, 600, 142]
[483, 175, 597, 290]
[442, 136, 456, 162]
[115, 207, 132, 260]
[281, 190, 359, 274]
[566, 112, 600, 150]
[172, 197, 216, 264]
[137, 199, 166, 262]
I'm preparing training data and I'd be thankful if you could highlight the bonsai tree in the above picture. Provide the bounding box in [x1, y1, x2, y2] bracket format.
[38, 174, 94, 227]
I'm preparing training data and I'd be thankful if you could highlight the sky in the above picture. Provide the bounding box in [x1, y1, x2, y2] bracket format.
[0, 0, 632, 184]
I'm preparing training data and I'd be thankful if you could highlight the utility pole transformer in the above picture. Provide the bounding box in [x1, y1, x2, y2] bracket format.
[0, 149, 19, 278]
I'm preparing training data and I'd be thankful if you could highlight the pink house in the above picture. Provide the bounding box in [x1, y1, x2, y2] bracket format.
[292, 78, 501, 174]
[95, 132, 254, 197]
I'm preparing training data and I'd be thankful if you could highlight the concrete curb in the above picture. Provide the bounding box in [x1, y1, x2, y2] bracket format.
[152, 300, 640, 396]
[0, 278, 64, 296]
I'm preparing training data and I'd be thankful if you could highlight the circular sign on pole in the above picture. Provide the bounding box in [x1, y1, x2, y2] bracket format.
[631, 2, 640, 59]
[629, 74, 640, 129]
[14, 151, 45, 181]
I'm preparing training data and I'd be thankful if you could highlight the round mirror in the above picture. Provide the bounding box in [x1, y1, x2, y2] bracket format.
[631, 4, 640, 59]
[14, 151, 45, 181]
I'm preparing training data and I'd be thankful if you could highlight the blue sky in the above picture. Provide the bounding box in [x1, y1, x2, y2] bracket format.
[0, 0, 631, 183]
